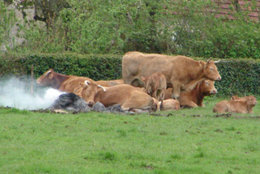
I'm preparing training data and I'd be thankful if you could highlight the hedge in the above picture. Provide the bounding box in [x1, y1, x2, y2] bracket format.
[0, 53, 259, 96]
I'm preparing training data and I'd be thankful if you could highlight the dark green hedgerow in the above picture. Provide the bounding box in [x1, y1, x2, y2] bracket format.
[0, 53, 122, 81]
[0, 54, 259, 96]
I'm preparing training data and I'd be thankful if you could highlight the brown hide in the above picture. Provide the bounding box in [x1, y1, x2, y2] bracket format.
[79, 80, 105, 106]
[161, 99, 180, 111]
[179, 80, 217, 108]
[141, 72, 167, 101]
[96, 79, 124, 87]
[81, 84, 157, 111]
[213, 96, 257, 113]
[37, 69, 94, 96]
[165, 80, 217, 108]
[122, 51, 221, 99]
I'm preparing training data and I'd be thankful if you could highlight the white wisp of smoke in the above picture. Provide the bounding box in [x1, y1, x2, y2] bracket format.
[0, 77, 64, 110]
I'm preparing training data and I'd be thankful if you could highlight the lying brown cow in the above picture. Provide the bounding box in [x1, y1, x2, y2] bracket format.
[37, 69, 95, 96]
[95, 79, 124, 87]
[80, 82, 158, 112]
[161, 99, 180, 111]
[122, 51, 221, 99]
[141, 72, 167, 101]
[213, 95, 257, 113]
[165, 80, 217, 108]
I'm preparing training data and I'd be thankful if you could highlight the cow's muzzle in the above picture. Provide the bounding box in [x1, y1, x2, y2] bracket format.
[216, 76, 221, 81]
[211, 89, 217, 94]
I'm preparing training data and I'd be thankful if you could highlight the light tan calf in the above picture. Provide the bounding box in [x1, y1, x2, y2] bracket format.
[213, 96, 257, 113]
[141, 72, 167, 101]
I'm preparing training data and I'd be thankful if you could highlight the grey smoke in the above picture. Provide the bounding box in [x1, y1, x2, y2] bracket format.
[0, 77, 64, 110]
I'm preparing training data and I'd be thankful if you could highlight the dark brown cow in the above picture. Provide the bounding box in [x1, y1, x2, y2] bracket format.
[213, 95, 257, 113]
[165, 80, 217, 108]
[141, 72, 167, 101]
[122, 51, 221, 99]
[80, 83, 158, 112]
[37, 69, 95, 96]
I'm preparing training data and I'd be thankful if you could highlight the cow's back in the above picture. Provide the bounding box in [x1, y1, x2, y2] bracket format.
[122, 51, 174, 86]
[122, 51, 201, 87]
[94, 84, 155, 111]
[96, 79, 124, 87]
[60, 76, 94, 95]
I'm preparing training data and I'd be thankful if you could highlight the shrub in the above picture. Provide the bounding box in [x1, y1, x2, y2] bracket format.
[0, 53, 259, 96]
[4, 0, 259, 58]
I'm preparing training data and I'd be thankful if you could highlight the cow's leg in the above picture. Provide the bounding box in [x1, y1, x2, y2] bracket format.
[159, 89, 165, 101]
[171, 81, 181, 99]
[121, 106, 130, 111]
[181, 101, 198, 108]
[152, 90, 158, 100]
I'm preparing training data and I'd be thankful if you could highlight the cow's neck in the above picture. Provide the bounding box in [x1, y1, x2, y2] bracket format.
[189, 81, 204, 105]
[188, 61, 205, 80]
[94, 88, 106, 102]
[54, 73, 70, 89]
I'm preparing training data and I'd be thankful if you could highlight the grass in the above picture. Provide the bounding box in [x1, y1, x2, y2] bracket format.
[0, 97, 260, 174]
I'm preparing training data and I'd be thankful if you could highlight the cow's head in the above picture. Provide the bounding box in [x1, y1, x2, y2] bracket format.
[37, 69, 57, 88]
[246, 96, 257, 107]
[80, 80, 106, 106]
[200, 80, 217, 95]
[203, 60, 221, 81]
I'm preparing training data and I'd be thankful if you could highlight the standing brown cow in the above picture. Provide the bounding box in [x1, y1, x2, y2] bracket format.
[141, 72, 167, 101]
[122, 51, 221, 99]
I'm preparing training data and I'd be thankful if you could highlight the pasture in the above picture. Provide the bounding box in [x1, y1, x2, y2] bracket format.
[0, 97, 259, 174]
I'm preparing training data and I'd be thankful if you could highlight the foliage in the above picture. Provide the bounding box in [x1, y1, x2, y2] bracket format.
[0, 53, 259, 96]
[0, 1, 16, 48]
[0, 99, 260, 173]
[2, 0, 259, 58]
[0, 53, 122, 81]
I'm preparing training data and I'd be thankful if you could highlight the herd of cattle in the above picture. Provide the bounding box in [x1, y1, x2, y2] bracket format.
[37, 51, 257, 114]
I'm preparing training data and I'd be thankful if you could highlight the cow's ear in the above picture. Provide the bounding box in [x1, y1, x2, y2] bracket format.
[231, 96, 239, 100]
[84, 80, 90, 86]
[199, 61, 205, 68]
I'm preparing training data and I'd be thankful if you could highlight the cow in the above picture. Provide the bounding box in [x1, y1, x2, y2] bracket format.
[164, 80, 217, 108]
[230, 95, 257, 113]
[122, 51, 221, 99]
[160, 99, 180, 111]
[213, 96, 257, 113]
[141, 72, 167, 101]
[37, 69, 95, 96]
[80, 82, 158, 112]
[95, 79, 124, 87]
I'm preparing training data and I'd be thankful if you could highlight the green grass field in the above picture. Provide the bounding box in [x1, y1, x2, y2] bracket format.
[0, 97, 259, 174]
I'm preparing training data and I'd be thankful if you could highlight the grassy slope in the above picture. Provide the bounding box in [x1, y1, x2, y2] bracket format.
[0, 97, 259, 174]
